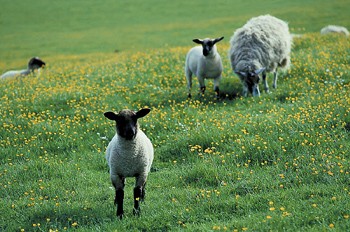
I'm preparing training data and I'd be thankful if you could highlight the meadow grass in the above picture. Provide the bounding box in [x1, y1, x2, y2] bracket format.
[1, 33, 349, 231]
[1, 0, 350, 65]
[1, 0, 350, 231]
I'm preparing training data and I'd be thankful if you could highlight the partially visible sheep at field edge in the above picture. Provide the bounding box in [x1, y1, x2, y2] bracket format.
[185, 36, 224, 98]
[104, 108, 154, 219]
[0, 57, 46, 79]
[229, 15, 292, 97]
[320, 25, 349, 36]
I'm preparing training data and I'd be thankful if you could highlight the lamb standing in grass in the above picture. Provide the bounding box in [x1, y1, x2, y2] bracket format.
[1, 57, 45, 79]
[104, 108, 154, 219]
[229, 15, 292, 97]
[185, 36, 224, 98]
[320, 25, 349, 36]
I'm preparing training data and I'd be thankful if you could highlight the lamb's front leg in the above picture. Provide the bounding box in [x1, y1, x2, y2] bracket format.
[197, 76, 206, 95]
[213, 76, 221, 99]
[133, 175, 147, 216]
[112, 175, 125, 219]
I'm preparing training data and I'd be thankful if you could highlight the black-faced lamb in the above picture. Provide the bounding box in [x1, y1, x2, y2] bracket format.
[320, 25, 349, 37]
[1, 57, 46, 79]
[229, 15, 292, 97]
[185, 36, 224, 98]
[104, 108, 154, 219]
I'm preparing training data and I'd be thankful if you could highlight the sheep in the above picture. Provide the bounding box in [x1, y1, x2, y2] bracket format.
[1, 57, 46, 79]
[104, 108, 154, 219]
[185, 36, 224, 98]
[229, 15, 292, 97]
[320, 25, 349, 36]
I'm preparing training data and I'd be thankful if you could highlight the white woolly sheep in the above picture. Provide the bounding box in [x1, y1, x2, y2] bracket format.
[229, 15, 292, 97]
[320, 25, 349, 36]
[1, 57, 46, 79]
[185, 36, 224, 98]
[104, 108, 154, 219]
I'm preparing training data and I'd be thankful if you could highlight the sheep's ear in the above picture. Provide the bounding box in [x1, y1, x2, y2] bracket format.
[136, 108, 151, 119]
[214, 36, 224, 44]
[193, 39, 203, 44]
[235, 70, 248, 77]
[254, 68, 266, 75]
[104, 112, 118, 121]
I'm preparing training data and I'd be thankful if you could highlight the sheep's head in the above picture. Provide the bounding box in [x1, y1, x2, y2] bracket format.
[235, 68, 265, 97]
[193, 36, 224, 57]
[104, 108, 151, 140]
[28, 57, 46, 71]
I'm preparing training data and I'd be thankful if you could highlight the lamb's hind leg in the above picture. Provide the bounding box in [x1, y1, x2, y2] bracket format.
[273, 70, 278, 89]
[186, 69, 193, 98]
[262, 71, 269, 93]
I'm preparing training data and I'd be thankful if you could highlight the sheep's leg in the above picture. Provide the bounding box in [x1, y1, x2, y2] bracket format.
[134, 175, 147, 216]
[213, 77, 220, 99]
[272, 70, 278, 89]
[115, 188, 124, 219]
[112, 175, 125, 219]
[198, 77, 206, 95]
[262, 71, 269, 93]
[133, 186, 142, 216]
[186, 70, 193, 98]
[141, 182, 147, 202]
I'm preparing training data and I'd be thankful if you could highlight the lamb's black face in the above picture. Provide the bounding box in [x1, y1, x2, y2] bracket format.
[28, 57, 46, 70]
[104, 108, 151, 140]
[192, 37, 224, 57]
[115, 110, 138, 140]
[202, 39, 214, 57]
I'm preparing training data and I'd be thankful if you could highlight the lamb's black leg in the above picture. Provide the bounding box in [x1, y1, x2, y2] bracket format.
[133, 186, 142, 216]
[140, 182, 146, 202]
[200, 86, 206, 95]
[214, 86, 220, 99]
[115, 188, 124, 219]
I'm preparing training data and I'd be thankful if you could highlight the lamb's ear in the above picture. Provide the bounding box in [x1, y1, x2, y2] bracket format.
[254, 68, 266, 75]
[136, 108, 151, 119]
[235, 70, 248, 77]
[193, 39, 203, 44]
[214, 36, 224, 44]
[104, 112, 118, 121]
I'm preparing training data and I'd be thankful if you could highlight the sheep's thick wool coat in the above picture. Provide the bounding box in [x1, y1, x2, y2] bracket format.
[105, 129, 153, 188]
[1, 69, 31, 79]
[229, 14, 292, 74]
[320, 25, 349, 36]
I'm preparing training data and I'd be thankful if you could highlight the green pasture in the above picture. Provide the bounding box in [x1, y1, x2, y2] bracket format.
[1, 0, 350, 231]
[0, 0, 350, 64]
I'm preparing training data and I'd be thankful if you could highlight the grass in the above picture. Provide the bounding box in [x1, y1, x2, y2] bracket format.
[1, 0, 350, 231]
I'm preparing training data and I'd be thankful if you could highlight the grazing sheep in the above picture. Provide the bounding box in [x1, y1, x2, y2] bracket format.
[229, 15, 292, 97]
[320, 25, 349, 36]
[185, 36, 224, 98]
[1, 57, 46, 79]
[104, 108, 154, 219]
